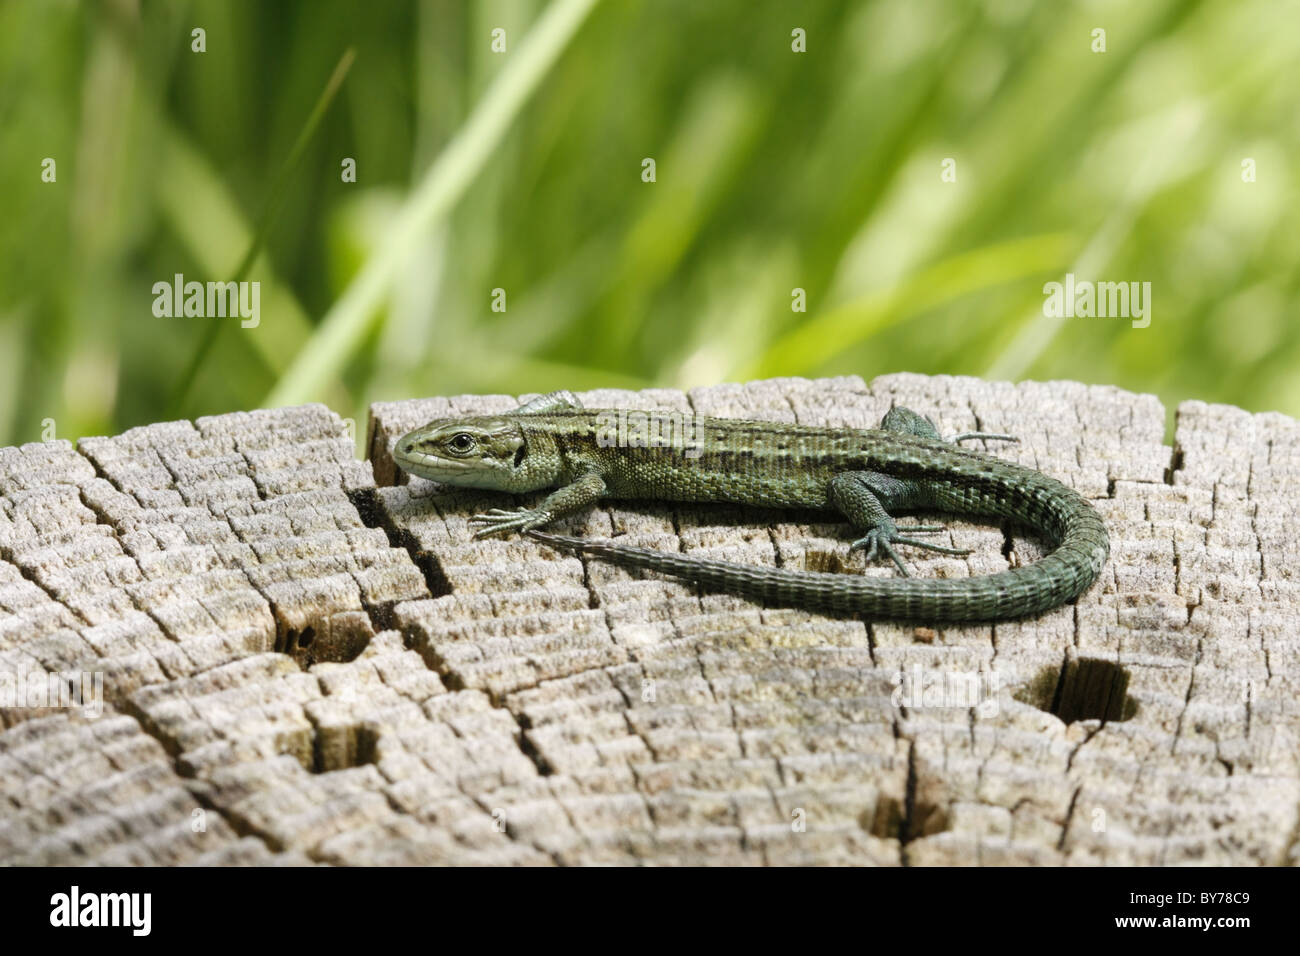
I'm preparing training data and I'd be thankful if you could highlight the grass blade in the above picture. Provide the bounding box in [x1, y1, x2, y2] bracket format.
[168, 48, 355, 415]
[265, 0, 603, 409]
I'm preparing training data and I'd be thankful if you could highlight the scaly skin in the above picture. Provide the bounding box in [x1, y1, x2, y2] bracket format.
[393, 391, 1109, 622]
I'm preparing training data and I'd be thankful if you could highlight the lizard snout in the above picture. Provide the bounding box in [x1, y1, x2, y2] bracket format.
[394, 431, 423, 465]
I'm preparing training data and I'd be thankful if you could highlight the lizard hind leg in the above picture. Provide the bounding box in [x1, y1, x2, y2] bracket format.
[828, 470, 971, 577]
[880, 405, 943, 440]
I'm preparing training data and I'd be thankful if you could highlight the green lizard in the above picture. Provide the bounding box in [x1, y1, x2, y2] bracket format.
[392, 391, 1109, 622]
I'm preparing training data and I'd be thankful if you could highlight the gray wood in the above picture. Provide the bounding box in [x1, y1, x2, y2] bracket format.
[2, 375, 1297, 865]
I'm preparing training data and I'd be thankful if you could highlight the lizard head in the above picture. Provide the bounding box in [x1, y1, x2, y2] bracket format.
[394, 416, 540, 491]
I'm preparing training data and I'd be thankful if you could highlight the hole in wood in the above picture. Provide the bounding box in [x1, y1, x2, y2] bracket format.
[1018, 657, 1137, 725]
[803, 549, 851, 574]
[311, 721, 379, 774]
[865, 795, 949, 842]
[276, 614, 371, 669]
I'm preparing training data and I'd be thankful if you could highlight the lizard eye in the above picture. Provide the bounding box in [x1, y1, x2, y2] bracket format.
[446, 432, 476, 454]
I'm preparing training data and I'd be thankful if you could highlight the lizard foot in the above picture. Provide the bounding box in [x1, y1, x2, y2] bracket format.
[468, 508, 551, 540]
[849, 525, 972, 576]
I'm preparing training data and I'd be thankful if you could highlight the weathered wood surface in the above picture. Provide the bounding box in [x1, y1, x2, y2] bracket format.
[1, 374, 1297, 865]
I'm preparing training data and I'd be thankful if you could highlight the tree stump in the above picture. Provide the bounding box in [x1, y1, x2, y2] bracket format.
[1, 374, 1297, 865]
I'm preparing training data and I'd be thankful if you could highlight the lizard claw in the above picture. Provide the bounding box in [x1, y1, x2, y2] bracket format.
[468, 508, 551, 539]
[849, 524, 972, 576]
[849, 529, 911, 575]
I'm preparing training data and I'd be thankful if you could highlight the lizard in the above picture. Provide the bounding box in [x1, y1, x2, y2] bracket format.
[392, 390, 1109, 622]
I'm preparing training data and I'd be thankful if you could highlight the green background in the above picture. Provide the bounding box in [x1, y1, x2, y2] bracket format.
[2, 0, 1296, 449]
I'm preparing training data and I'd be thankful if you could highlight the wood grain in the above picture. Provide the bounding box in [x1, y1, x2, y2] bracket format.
[2, 375, 1296, 865]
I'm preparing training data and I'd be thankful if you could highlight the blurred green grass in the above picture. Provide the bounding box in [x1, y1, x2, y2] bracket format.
[2, 0, 1297, 449]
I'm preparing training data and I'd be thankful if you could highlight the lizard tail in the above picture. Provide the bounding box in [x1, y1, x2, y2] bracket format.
[525, 496, 1108, 622]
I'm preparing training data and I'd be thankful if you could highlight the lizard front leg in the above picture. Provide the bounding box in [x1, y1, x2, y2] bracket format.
[509, 390, 584, 415]
[468, 471, 607, 540]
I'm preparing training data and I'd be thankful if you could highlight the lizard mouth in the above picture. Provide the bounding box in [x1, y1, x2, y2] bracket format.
[394, 448, 476, 480]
